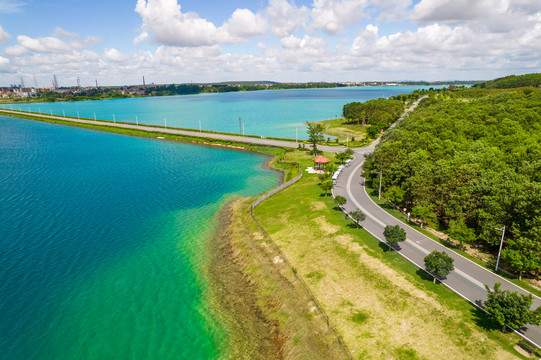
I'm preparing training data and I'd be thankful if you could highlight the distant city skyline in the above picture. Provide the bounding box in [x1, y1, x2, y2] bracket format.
[0, 0, 540, 87]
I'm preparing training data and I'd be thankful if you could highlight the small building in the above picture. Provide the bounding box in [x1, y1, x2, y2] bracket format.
[313, 155, 331, 171]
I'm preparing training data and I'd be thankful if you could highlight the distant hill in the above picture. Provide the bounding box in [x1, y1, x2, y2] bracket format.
[475, 73, 541, 89]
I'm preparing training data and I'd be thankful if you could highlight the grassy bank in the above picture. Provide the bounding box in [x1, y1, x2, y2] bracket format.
[254, 148, 529, 359]
[202, 198, 349, 359]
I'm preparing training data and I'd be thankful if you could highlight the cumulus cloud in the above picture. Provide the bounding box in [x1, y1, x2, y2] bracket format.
[134, 0, 218, 46]
[0, 25, 10, 44]
[413, 0, 541, 33]
[310, 0, 369, 35]
[219, 8, 268, 42]
[104, 48, 130, 62]
[135, 0, 268, 47]
[266, 0, 309, 38]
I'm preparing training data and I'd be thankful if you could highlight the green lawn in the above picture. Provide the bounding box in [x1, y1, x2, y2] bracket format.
[254, 149, 530, 360]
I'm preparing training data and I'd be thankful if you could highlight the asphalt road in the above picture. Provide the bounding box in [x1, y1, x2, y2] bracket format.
[333, 100, 541, 348]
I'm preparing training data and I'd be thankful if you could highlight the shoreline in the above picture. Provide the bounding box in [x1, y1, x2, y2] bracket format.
[200, 198, 349, 359]
[200, 199, 283, 359]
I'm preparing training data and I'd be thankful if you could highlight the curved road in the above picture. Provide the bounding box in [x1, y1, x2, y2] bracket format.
[333, 100, 541, 349]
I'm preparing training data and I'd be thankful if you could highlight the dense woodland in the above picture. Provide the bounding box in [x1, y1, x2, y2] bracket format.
[342, 91, 424, 138]
[363, 85, 541, 278]
[476, 73, 541, 89]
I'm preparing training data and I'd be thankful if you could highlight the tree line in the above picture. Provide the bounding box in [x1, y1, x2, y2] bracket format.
[475, 73, 541, 89]
[363, 86, 541, 278]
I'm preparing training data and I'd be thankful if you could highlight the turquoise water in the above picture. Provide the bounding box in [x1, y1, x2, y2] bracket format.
[0, 116, 280, 359]
[1, 86, 440, 139]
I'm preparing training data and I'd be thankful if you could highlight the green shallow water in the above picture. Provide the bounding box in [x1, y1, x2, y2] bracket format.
[0, 116, 280, 359]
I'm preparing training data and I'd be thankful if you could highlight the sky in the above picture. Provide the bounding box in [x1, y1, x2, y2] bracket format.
[0, 0, 540, 87]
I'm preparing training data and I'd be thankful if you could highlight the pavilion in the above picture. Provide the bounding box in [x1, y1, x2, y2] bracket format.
[312, 155, 331, 171]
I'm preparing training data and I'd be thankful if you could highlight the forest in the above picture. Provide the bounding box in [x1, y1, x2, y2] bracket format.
[363, 85, 541, 279]
[476, 73, 541, 89]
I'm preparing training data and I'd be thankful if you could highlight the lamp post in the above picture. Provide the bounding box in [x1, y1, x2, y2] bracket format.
[494, 226, 505, 272]
[378, 170, 383, 200]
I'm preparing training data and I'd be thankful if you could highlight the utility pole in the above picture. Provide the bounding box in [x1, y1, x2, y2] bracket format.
[495, 226, 506, 272]
[378, 170, 383, 200]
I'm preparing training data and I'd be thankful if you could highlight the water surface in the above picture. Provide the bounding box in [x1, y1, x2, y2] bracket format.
[1, 86, 441, 139]
[0, 116, 279, 359]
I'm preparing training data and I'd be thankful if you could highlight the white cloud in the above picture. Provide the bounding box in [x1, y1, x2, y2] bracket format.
[266, 0, 309, 38]
[104, 48, 130, 62]
[135, 0, 218, 47]
[134, 0, 268, 47]
[0, 25, 11, 44]
[218, 8, 268, 42]
[310, 0, 369, 35]
[280, 34, 302, 49]
[413, 0, 541, 33]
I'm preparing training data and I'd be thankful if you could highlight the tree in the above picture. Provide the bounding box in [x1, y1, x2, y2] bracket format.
[448, 219, 476, 247]
[383, 186, 405, 204]
[383, 225, 406, 250]
[424, 250, 455, 283]
[306, 122, 325, 156]
[484, 282, 541, 332]
[334, 195, 347, 208]
[411, 205, 436, 229]
[319, 180, 333, 196]
[349, 210, 366, 228]
[501, 237, 541, 280]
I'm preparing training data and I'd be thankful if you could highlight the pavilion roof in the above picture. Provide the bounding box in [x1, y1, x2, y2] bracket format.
[313, 156, 331, 164]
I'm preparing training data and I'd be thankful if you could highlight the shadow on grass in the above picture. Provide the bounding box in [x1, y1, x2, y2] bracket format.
[346, 223, 362, 230]
[378, 241, 392, 252]
[470, 306, 499, 331]
[416, 268, 434, 282]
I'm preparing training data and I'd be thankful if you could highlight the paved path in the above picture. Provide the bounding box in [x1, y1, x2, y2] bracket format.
[0, 109, 345, 153]
[333, 99, 541, 348]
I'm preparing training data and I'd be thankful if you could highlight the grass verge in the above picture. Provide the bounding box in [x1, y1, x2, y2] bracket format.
[254, 148, 530, 360]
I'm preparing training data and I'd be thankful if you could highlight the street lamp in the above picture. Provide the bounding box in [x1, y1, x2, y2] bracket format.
[378, 170, 383, 200]
[494, 226, 505, 272]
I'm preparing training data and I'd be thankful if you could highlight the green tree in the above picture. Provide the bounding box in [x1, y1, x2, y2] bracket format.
[383, 225, 406, 251]
[501, 237, 541, 280]
[319, 180, 333, 196]
[411, 205, 436, 229]
[334, 195, 347, 208]
[306, 121, 325, 156]
[366, 126, 380, 139]
[383, 186, 405, 204]
[349, 210, 366, 228]
[484, 282, 541, 332]
[424, 250, 455, 283]
[448, 219, 476, 247]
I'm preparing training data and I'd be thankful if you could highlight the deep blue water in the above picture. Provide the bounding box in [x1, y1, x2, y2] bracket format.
[0, 116, 279, 359]
[1, 86, 441, 139]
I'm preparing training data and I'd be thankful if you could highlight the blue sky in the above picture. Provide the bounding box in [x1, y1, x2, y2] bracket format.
[0, 0, 540, 87]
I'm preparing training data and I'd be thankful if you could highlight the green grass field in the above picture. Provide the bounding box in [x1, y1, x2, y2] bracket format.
[254, 149, 531, 360]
